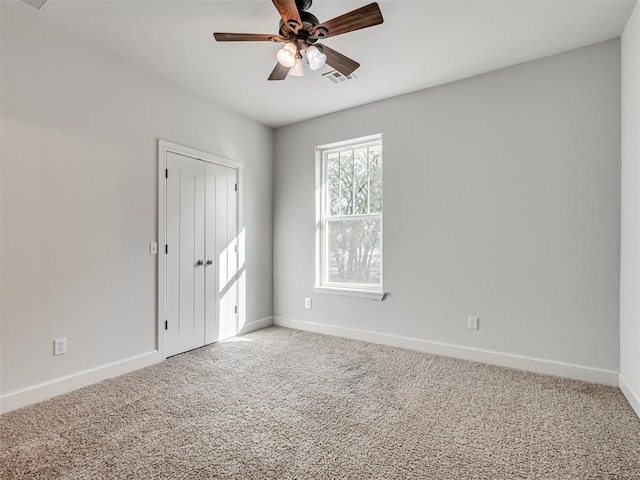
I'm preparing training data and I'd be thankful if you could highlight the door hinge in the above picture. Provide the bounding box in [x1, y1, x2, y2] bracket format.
[234, 183, 237, 192]
[165, 169, 168, 179]
[165, 320, 168, 330]
[234, 305, 238, 314]
[165, 244, 168, 254]
[234, 244, 237, 253]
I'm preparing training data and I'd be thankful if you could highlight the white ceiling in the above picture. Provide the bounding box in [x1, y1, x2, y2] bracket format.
[6, 0, 637, 127]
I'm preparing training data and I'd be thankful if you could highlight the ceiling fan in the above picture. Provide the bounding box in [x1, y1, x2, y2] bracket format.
[213, 0, 384, 80]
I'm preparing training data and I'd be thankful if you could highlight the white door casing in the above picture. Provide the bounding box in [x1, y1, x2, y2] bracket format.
[158, 141, 240, 358]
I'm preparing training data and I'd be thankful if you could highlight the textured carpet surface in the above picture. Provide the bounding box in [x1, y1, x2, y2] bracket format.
[1, 326, 640, 479]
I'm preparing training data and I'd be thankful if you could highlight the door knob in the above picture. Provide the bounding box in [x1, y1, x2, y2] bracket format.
[206, 259, 213, 265]
[196, 260, 204, 266]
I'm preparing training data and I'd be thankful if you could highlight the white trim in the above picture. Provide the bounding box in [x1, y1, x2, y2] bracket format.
[313, 286, 385, 301]
[0, 351, 162, 414]
[273, 316, 620, 386]
[237, 316, 274, 335]
[315, 148, 322, 288]
[315, 134, 384, 293]
[158, 139, 241, 359]
[0, 317, 271, 414]
[315, 133, 383, 152]
[620, 374, 640, 419]
[158, 141, 167, 358]
[159, 140, 240, 169]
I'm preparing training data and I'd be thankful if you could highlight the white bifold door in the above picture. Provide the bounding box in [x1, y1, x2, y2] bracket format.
[165, 151, 238, 357]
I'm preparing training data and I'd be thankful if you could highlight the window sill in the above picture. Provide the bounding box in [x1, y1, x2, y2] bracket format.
[313, 286, 386, 301]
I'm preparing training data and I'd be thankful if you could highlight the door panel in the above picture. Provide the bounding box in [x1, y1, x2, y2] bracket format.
[166, 152, 206, 357]
[206, 163, 238, 342]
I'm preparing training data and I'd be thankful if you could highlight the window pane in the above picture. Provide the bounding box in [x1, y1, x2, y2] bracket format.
[339, 150, 354, 215]
[369, 145, 383, 213]
[354, 148, 368, 215]
[326, 217, 381, 286]
[326, 154, 340, 216]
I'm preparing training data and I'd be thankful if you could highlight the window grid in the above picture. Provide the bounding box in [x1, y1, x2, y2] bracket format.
[318, 137, 382, 291]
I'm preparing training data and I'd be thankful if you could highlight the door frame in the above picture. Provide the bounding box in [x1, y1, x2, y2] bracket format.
[157, 139, 240, 359]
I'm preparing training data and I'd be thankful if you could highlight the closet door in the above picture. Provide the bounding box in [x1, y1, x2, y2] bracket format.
[164, 151, 238, 356]
[165, 152, 206, 357]
[205, 163, 238, 342]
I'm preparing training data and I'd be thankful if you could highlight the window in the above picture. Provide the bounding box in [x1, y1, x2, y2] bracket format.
[315, 134, 383, 298]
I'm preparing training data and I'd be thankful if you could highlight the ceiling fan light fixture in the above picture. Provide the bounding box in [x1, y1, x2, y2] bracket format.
[214, 1, 384, 81]
[276, 42, 297, 68]
[306, 45, 327, 71]
[290, 56, 305, 77]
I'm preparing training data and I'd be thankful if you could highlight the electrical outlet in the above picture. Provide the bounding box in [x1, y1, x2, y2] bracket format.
[468, 317, 479, 330]
[304, 298, 312, 309]
[54, 338, 67, 356]
[149, 242, 158, 255]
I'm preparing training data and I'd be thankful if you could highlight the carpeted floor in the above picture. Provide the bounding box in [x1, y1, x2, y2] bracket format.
[1, 326, 640, 479]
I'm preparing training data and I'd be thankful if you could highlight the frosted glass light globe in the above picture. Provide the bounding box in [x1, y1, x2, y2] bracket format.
[306, 46, 327, 71]
[276, 43, 296, 68]
[290, 57, 305, 77]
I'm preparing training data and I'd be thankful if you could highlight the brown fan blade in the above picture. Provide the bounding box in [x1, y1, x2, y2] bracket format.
[312, 3, 383, 39]
[268, 62, 291, 81]
[214, 33, 284, 42]
[319, 44, 360, 77]
[271, 0, 302, 30]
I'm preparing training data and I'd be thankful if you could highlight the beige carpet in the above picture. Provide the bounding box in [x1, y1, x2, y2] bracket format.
[1, 326, 639, 479]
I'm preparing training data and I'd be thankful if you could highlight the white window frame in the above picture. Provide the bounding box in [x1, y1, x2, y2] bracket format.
[314, 134, 385, 301]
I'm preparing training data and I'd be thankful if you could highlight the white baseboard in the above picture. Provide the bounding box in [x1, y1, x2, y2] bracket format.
[1, 317, 624, 415]
[620, 374, 640, 419]
[238, 316, 273, 335]
[273, 317, 620, 387]
[0, 318, 274, 415]
[0, 350, 163, 414]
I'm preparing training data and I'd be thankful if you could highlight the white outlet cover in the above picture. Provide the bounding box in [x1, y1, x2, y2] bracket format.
[468, 317, 479, 330]
[54, 338, 67, 355]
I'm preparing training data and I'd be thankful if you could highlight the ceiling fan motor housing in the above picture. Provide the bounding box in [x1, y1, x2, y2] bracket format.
[279, 10, 320, 42]
[295, 0, 313, 12]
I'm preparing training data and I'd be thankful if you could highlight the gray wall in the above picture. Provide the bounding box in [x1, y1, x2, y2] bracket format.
[620, 1, 640, 412]
[274, 40, 621, 372]
[0, 6, 273, 396]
